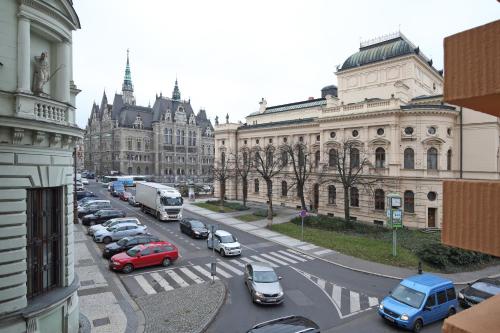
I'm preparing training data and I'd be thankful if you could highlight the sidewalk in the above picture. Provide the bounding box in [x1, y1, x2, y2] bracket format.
[184, 199, 500, 284]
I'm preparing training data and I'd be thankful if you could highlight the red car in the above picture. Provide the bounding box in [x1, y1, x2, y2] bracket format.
[109, 241, 179, 273]
[119, 191, 132, 201]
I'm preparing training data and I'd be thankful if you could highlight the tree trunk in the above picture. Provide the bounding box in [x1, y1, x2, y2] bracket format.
[220, 180, 225, 212]
[242, 178, 247, 208]
[298, 183, 307, 211]
[266, 179, 273, 227]
[343, 186, 350, 223]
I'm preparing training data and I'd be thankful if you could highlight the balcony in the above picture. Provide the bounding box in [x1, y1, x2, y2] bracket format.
[16, 93, 70, 125]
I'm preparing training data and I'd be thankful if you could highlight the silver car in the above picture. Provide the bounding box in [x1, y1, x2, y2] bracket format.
[244, 262, 284, 304]
[88, 217, 141, 236]
[93, 223, 148, 244]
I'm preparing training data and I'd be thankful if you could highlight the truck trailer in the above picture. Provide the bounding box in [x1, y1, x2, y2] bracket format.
[136, 182, 183, 221]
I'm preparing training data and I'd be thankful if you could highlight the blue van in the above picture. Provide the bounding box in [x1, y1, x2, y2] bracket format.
[378, 274, 458, 333]
[110, 181, 125, 197]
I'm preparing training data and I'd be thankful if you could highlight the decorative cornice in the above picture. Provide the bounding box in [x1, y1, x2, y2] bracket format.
[319, 107, 458, 123]
[50, 133, 61, 147]
[34, 131, 45, 145]
[13, 128, 24, 145]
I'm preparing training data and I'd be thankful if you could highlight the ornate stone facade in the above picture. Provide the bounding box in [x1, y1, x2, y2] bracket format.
[84, 55, 214, 183]
[215, 32, 500, 229]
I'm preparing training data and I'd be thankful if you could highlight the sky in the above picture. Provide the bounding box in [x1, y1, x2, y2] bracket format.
[72, 0, 500, 128]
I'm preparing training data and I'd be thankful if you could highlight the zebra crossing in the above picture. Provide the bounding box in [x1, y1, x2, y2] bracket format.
[121, 249, 314, 298]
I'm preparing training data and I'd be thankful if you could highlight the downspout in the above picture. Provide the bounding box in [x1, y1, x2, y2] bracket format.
[460, 107, 463, 179]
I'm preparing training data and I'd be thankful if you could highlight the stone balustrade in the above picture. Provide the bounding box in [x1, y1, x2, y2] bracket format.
[34, 101, 67, 123]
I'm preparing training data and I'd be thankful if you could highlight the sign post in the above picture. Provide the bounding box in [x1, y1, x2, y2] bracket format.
[386, 194, 403, 257]
[210, 224, 217, 283]
[299, 210, 308, 241]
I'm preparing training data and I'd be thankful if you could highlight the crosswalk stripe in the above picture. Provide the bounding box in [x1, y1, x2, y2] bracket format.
[259, 253, 288, 266]
[350, 291, 361, 313]
[205, 263, 232, 278]
[217, 261, 244, 275]
[134, 275, 157, 295]
[228, 259, 246, 267]
[180, 267, 205, 284]
[287, 249, 314, 260]
[192, 265, 219, 280]
[317, 278, 326, 289]
[269, 251, 298, 263]
[150, 272, 173, 291]
[277, 250, 307, 262]
[314, 249, 333, 256]
[369, 297, 379, 307]
[332, 285, 342, 307]
[248, 256, 279, 268]
[165, 270, 190, 288]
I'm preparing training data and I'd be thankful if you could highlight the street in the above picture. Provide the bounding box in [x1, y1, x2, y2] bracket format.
[84, 183, 445, 332]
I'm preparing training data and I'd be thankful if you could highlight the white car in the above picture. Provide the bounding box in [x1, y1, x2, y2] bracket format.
[87, 217, 141, 236]
[207, 230, 241, 256]
[82, 178, 89, 185]
[93, 223, 148, 244]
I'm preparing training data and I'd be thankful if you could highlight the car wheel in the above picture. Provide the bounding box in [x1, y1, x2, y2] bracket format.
[162, 258, 171, 267]
[122, 264, 134, 274]
[103, 237, 112, 244]
[447, 307, 456, 317]
[413, 319, 423, 333]
[220, 249, 225, 257]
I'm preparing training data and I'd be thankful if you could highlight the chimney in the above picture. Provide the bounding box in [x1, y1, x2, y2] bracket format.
[259, 98, 267, 114]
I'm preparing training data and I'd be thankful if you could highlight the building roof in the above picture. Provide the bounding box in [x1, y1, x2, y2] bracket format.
[117, 105, 154, 129]
[239, 117, 316, 130]
[248, 98, 326, 116]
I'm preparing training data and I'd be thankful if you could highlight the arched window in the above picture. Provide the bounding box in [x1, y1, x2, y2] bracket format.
[165, 169, 168, 175]
[221, 152, 226, 166]
[281, 181, 288, 196]
[375, 189, 385, 210]
[328, 185, 336, 204]
[427, 147, 438, 170]
[329, 149, 338, 167]
[404, 148, 414, 169]
[137, 167, 141, 175]
[375, 147, 385, 168]
[404, 191, 414, 213]
[281, 150, 288, 167]
[181, 130, 185, 145]
[447, 149, 452, 171]
[127, 167, 132, 175]
[350, 187, 359, 207]
[315, 151, 320, 167]
[254, 179, 259, 193]
[266, 150, 273, 165]
[298, 148, 305, 167]
[350, 148, 360, 168]
[243, 152, 248, 166]
[176, 129, 180, 145]
[254, 152, 260, 165]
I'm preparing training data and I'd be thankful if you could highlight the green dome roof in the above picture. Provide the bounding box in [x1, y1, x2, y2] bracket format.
[340, 37, 416, 71]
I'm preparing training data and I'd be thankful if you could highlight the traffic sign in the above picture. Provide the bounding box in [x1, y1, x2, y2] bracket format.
[299, 210, 308, 218]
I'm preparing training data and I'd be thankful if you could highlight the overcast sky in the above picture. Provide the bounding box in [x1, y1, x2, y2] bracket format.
[72, 0, 500, 128]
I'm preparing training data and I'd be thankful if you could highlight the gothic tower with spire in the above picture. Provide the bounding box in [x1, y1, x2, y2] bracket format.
[122, 49, 136, 105]
[172, 79, 181, 101]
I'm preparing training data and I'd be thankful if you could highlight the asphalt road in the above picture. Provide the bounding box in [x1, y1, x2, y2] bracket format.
[84, 183, 446, 333]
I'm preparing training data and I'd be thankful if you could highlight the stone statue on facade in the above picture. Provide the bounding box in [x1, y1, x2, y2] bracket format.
[215, 115, 219, 125]
[33, 51, 50, 95]
[226, 113, 229, 124]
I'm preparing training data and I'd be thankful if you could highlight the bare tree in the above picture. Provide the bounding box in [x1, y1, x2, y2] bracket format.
[231, 148, 252, 208]
[209, 150, 233, 212]
[253, 145, 286, 226]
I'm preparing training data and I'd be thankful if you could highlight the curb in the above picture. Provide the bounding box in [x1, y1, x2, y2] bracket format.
[195, 279, 228, 333]
[183, 205, 490, 285]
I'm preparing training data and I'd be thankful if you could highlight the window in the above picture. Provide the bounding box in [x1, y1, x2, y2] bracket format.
[281, 150, 288, 167]
[27, 187, 62, 298]
[328, 185, 336, 204]
[427, 147, 438, 170]
[437, 290, 447, 305]
[352, 130, 359, 137]
[283, 137, 287, 143]
[181, 130, 185, 145]
[404, 148, 414, 169]
[315, 151, 320, 167]
[350, 148, 360, 168]
[404, 127, 414, 135]
[330, 131, 336, 139]
[374, 189, 385, 210]
[298, 149, 305, 167]
[447, 149, 452, 171]
[299, 136, 303, 142]
[256, 139, 260, 144]
[244, 140, 247, 144]
[404, 191, 414, 213]
[254, 179, 259, 193]
[137, 167, 141, 174]
[127, 137, 133, 150]
[136, 138, 142, 151]
[266, 150, 273, 165]
[269, 138, 272, 144]
[446, 288, 456, 301]
[377, 128, 384, 136]
[164, 128, 172, 144]
[428, 126, 437, 135]
[176, 129, 180, 145]
[426, 294, 436, 307]
[375, 147, 385, 168]
[281, 181, 288, 196]
[350, 187, 359, 207]
[128, 166, 132, 175]
[145, 166, 149, 174]
[329, 149, 338, 167]
[221, 152, 226, 166]
[222, 140, 225, 146]
[427, 191, 437, 201]
[243, 152, 248, 166]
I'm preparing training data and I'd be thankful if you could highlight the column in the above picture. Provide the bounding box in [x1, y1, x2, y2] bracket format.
[17, 17, 31, 93]
[55, 42, 70, 103]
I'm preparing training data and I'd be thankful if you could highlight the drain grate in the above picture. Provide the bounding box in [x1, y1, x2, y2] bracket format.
[92, 317, 110, 327]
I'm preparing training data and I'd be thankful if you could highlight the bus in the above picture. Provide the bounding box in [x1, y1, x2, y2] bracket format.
[130, 175, 147, 185]
[102, 175, 134, 187]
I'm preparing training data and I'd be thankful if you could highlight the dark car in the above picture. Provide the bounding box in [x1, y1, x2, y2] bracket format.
[81, 209, 126, 226]
[119, 191, 133, 201]
[246, 316, 320, 333]
[180, 219, 209, 239]
[78, 201, 112, 218]
[103, 234, 160, 259]
[458, 278, 500, 308]
[76, 190, 97, 201]
[78, 196, 100, 206]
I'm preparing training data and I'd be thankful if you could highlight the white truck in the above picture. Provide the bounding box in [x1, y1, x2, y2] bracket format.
[136, 182, 183, 221]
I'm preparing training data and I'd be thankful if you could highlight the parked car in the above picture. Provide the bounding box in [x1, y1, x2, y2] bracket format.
[110, 241, 178, 273]
[378, 274, 458, 333]
[78, 195, 99, 206]
[207, 230, 241, 256]
[77, 200, 111, 218]
[119, 191, 133, 201]
[82, 178, 89, 185]
[103, 234, 160, 259]
[76, 190, 97, 201]
[81, 209, 126, 226]
[88, 217, 141, 236]
[128, 195, 140, 207]
[76, 181, 84, 191]
[180, 219, 209, 239]
[246, 316, 320, 333]
[458, 277, 500, 308]
[93, 223, 148, 244]
[86, 172, 95, 179]
[77, 198, 105, 209]
[244, 262, 284, 304]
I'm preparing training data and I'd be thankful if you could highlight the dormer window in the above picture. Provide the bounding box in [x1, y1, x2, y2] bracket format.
[133, 116, 143, 129]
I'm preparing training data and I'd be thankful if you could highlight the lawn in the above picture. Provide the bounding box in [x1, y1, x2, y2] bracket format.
[193, 202, 236, 213]
[236, 214, 263, 222]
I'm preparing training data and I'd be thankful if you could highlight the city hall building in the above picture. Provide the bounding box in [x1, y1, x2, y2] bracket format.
[215, 33, 500, 229]
[84, 54, 215, 183]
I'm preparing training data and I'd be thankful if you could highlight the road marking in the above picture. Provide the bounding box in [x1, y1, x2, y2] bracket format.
[350, 291, 361, 313]
[259, 253, 288, 266]
[192, 265, 219, 280]
[369, 297, 379, 307]
[180, 267, 205, 284]
[277, 250, 307, 262]
[297, 244, 319, 251]
[249, 255, 279, 268]
[165, 270, 190, 288]
[317, 278, 326, 289]
[134, 275, 157, 295]
[314, 249, 333, 256]
[216, 260, 243, 276]
[150, 272, 173, 291]
[228, 259, 246, 268]
[205, 263, 232, 278]
[286, 249, 314, 260]
[269, 251, 298, 264]
[332, 285, 342, 307]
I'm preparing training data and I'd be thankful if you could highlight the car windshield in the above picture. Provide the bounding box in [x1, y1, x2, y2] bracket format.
[102, 220, 114, 227]
[220, 235, 236, 243]
[191, 221, 205, 228]
[117, 238, 130, 246]
[126, 246, 141, 257]
[253, 271, 278, 283]
[471, 282, 500, 295]
[391, 284, 426, 309]
[161, 196, 182, 206]
[106, 227, 116, 232]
